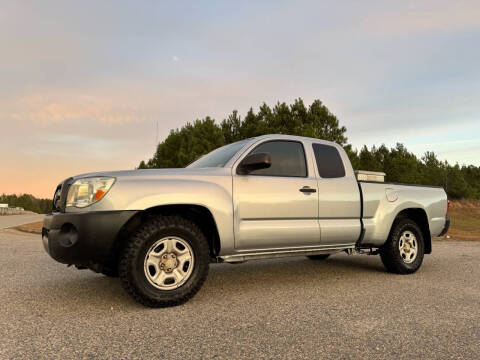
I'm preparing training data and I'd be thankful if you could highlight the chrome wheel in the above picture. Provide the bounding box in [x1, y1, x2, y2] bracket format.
[398, 230, 418, 264]
[144, 236, 194, 290]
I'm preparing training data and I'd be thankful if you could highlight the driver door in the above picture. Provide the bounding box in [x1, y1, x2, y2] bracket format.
[232, 140, 320, 250]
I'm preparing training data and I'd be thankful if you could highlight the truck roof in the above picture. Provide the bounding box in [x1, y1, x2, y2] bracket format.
[253, 134, 340, 147]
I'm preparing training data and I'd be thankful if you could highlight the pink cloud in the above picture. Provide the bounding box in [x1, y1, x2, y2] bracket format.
[362, 1, 480, 36]
[4, 93, 152, 125]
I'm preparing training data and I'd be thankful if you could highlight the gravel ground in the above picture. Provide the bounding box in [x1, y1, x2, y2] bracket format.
[1, 231, 479, 359]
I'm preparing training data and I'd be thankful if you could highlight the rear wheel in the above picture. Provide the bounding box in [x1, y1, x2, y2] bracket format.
[119, 215, 209, 307]
[307, 254, 330, 260]
[380, 218, 425, 274]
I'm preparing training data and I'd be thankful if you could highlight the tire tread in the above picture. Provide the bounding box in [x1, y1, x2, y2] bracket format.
[119, 215, 209, 307]
[380, 218, 424, 275]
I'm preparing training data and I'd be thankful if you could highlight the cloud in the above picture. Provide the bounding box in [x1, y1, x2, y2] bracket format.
[1, 0, 480, 198]
[1, 92, 154, 125]
[362, 1, 480, 36]
[408, 139, 479, 148]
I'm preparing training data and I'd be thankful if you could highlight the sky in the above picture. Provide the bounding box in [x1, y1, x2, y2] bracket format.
[1, 0, 479, 198]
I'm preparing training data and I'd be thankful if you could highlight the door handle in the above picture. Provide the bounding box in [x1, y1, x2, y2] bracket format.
[299, 186, 316, 194]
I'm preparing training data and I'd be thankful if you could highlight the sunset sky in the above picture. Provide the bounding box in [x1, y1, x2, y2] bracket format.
[1, 0, 479, 198]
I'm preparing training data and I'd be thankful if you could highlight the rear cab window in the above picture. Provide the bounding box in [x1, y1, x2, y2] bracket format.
[312, 143, 345, 178]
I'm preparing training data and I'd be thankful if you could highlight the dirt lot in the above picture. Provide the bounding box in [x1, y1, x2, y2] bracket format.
[0, 214, 45, 231]
[14, 221, 43, 234]
[11, 220, 44, 234]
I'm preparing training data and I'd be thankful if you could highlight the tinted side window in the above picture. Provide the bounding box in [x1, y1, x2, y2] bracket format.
[312, 143, 345, 178]
[248, 141, 307, 177]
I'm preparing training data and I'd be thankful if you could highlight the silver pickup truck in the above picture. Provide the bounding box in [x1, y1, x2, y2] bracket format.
[42, 134, 450, 307]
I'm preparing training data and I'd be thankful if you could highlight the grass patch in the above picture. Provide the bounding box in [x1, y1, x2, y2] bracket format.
[12, 221, 43, 234]
[438, 200, 480, 240]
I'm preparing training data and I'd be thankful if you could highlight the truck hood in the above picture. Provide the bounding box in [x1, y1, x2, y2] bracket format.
[71, 167, 231, 181]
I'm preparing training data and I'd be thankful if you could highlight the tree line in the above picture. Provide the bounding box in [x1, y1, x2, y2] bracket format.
[0, 193, 53, 214]
[138, 98, 479, 199]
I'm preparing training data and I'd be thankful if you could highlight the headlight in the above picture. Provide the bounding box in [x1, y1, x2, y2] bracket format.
[66, 177, 115, 208]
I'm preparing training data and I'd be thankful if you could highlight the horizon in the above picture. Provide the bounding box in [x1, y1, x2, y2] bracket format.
[1, 0, 479, 198]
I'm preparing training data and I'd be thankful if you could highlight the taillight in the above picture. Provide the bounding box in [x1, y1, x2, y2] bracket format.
[446, 200, 450, 217]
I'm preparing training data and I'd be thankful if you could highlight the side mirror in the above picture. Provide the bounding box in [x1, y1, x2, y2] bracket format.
[237, 152, 271, 175]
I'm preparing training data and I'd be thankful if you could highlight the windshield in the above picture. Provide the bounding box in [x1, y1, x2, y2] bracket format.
[187, 140, 250, 168]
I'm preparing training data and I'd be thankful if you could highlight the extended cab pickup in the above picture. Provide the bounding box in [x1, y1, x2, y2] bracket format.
[42, 134, 450, 307]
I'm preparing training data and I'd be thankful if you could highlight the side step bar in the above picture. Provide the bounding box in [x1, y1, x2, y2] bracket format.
[217, 245, 355, 263]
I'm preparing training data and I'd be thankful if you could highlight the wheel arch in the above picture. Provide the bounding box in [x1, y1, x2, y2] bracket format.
[392, 208, 431, 254]
[112, 204, 221, 262]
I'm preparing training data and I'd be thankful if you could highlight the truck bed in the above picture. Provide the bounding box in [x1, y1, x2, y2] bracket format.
[358, 181, 448, 247]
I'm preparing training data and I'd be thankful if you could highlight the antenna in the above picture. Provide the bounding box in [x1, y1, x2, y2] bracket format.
[155, 120, 158, 146]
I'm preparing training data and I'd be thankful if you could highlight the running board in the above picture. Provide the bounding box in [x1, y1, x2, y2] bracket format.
[217, 246, 355, 263]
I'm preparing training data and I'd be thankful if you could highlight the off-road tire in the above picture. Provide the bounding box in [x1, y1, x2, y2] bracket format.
[119, 215, 209, 307]
[307, 254, 330, 260]
[380, 218, 425, 274]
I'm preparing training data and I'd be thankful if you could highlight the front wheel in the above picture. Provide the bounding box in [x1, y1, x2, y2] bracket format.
[119, 215, 210, 307]
[380, 218, 425, 274]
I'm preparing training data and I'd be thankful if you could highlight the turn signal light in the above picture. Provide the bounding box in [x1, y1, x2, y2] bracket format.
[94, 189, 106, 201]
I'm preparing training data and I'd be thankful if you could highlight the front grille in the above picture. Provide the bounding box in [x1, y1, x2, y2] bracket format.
[52, 177, 73, 212]
[52, 185, 62, 212]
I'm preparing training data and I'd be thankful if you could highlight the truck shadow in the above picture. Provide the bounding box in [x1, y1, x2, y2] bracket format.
[26, 255, 387, 309]
[206, 255, 386, 289]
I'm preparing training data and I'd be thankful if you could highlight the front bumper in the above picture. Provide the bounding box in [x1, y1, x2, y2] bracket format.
[438, 216, 450, 237]
[42, 210, 138, 265]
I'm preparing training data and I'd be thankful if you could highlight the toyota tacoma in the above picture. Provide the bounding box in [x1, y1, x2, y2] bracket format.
[42, 134, 450, 307]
